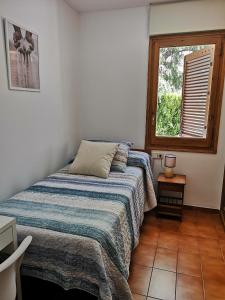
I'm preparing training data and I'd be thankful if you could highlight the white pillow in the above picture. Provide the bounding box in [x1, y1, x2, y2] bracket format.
[69, 140, 118, 178]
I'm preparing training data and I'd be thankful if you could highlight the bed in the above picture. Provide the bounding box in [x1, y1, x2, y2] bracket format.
[0, 151, 157, 300]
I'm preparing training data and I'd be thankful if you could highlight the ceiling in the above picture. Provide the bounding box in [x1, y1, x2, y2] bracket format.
[65, 0, 190, 13]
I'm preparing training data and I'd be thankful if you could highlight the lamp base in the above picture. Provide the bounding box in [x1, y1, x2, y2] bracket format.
[164, 167, 174, 178]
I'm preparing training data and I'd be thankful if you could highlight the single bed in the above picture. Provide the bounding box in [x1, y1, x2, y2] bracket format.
[0, 151, 156, 300]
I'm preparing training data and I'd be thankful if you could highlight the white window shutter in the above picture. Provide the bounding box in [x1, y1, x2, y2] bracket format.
[181, 47, 214, 138]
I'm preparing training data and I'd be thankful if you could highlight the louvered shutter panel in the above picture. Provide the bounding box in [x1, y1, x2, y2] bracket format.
[181, 47, 214, 138]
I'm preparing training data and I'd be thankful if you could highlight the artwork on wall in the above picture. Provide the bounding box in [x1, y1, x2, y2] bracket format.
[4, 19, 40, 92]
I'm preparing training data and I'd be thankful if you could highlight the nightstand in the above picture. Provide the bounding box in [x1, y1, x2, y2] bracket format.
[157, 173, 186, 220]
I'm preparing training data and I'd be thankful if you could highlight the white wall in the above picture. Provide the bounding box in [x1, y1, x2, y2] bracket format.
[57, 0, 81, 151]
[150, 0, 225, 35]
[79, 7, 149, 147]
[79, 5, 225, 209]
[0, 0, 80, 201]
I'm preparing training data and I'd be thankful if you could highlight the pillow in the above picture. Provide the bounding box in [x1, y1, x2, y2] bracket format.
[69, 140, 118, 178]
[111, 143, 130, 172]
[88, 139, 133, 173]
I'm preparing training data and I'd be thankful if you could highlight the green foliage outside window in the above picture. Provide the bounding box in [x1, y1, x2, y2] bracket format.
[156, 93, 182, 136]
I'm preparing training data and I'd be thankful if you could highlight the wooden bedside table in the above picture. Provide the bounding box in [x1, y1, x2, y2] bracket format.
[157, 173, 186, 220]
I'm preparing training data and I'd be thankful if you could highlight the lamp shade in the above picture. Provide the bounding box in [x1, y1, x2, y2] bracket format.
[164, 154, 176, 168]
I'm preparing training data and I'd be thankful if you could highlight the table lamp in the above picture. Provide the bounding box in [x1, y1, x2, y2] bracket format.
[164, 154, 176, 178]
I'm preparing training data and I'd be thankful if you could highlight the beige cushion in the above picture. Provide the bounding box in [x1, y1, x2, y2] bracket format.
[69, 140, 118, 178]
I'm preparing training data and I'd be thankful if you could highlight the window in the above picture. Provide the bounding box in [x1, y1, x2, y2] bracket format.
[145, 31, 225, 153]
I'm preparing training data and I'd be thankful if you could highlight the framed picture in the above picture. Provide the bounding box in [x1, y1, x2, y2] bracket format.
[4, 18, 40, 92]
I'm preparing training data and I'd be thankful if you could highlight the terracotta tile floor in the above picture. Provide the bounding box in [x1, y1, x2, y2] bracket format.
[128, 207, 225, 300]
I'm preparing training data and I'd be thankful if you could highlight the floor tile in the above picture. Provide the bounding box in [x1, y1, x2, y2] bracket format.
[143, 213, 160, 227]
[132, 243, 156, 267]
[216, 223, 225, 232]
[154, 247, 177, 272]
[219, 240, 225, 259]
[177, 252, 202, 277]
[148, 269, 176, 300]
[182, 209, 197, 222]
[202, 255, 225, 299]
[202, 256, 225, 283]
[217, 228, 225, 240]
[159, 219, 180, 232]
[158, 232, 179, 250]
[179, 221, 198, 237]
[196, 214, 220, 228]
[204, 279, 225, 300]
[139, 232, 158, 247]
[141, 226, 160, 244]
[176, 274, 204, 300]
[132, 293, 146, 300]
[198, 237, 223, 259]
[197, 224, 218, 239]
[128, 264, 152, 296]
[178, 234, 199, 254]
[219, 239, 225, 247]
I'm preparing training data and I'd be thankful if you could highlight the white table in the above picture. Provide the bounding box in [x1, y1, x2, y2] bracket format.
[0, 215, 22, 300]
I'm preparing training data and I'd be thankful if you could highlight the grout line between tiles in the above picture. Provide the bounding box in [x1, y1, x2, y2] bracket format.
[174, 241, 179, 300]
[146, 237, 158, 297]
[200, 255, 206, 300]
[220, 243, 225, 261]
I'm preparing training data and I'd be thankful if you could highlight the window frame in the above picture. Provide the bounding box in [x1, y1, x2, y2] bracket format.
[145, 31, 225, 154]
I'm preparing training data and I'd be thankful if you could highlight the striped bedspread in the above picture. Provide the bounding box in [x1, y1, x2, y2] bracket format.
[0, 151, 156, 300]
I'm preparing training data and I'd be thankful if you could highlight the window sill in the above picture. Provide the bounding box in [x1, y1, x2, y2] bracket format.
[146, 144, 217, 154]
[156, 134, 206, 139]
